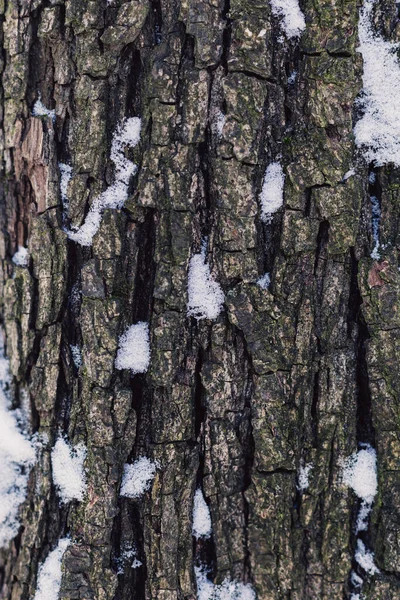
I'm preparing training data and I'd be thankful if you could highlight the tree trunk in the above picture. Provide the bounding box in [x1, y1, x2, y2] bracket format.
[0, 0, 398, 598]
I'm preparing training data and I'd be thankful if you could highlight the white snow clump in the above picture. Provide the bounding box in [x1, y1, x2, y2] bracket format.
[342, 445, 377, 504]
[51, 436, 87, 503]
[192, 488, 212, 539]
[33, 537, 71, 600]
[12, 246, 29, 267]
[355, 539, 380, 575]
[257, 273, 271, 290]
[0, 336, 36, 547]
[259, 162, 285, 223]
[32, 95, 56, 122]
[354, 0, 400, 166]
[187, 244, 224, 321]
[115, 321, 151, 375]
[120, 457, 158, 499]
[297, 462, 313, 492]
[269, 0, 306, 38]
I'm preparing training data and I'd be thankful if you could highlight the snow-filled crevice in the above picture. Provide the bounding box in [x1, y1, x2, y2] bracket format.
[192, 347, 218, 579]
[346, 250, 379, 597]
[111, 500, 146, 600]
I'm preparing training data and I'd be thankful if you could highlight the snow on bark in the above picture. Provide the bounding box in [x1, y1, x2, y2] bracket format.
[0, 335, 36, 547]
[269, 0, 306, 38]
[297, 461, 313, 492]
[354, 539, 380, 575]
[192, 489, 212, 539]
[120, 457, 158, 499]
[115, 322, 151, 374]
[33, 538, 71, 600]
[68, 117, 141, 246]
[51, 437, 87, 503]
[342, 445, 377, 504]
[32, 95, 56, 122]
[343, 445, 379, 591]
[187, 244, 224, 321]
[12, 246, 29, 267]
[259, 162, 285, 223]
[257, 273, 271, 290]
[355, 0, 400, 166]
[69, 345, 82, 369]
[195, 566, 256, 600]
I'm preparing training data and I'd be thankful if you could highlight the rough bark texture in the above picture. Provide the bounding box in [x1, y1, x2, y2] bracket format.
[0, 0, 399, 598]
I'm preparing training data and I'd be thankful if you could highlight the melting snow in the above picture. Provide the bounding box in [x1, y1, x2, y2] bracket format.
[12, 246, 29, 267]
[33, 538, 70, 600]
[115, 322, 151, 375]
[68, 117, 141, 246]
[187, 243, 224, 321]
[270, 0, 306, 38]
[354, 0, 400, 166]
[120, 457, 158, 499]
[0, 336, 36, 547]
[51, 437, 87, 503]
[192, 488, 212, 539]
[259, 162, 285, 223]
[195, 566, 256, 600]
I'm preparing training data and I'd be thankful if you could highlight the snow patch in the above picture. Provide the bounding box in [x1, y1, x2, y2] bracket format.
[297, 462, 312, 492]
[33, 537, 70, 600]
[195, 565, 256, 600]
[192, 488, 212, 539]
[120, 457, 158, 499]
[287, 71, 298, 85]
[68, 117, 141, 246]
[0, 336, 36, 547]
[51, 437, 87, 503]
[32, 95, 56, 122]
[257, 273, 271, 290]
[342, 445, 377, 504]
[259, 162, 285, 223]
[70, 345, 82, 369]
[12, 246, 29, 267]
[187, 244, 224, 321]
[270, 0, 306, 38]
[355, 539, 380, 575]
[115, 322, 151, 375]
[354, 0, 400, 166]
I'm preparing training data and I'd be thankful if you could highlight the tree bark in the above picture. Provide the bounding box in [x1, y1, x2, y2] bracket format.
[0, 0, 399, 599]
